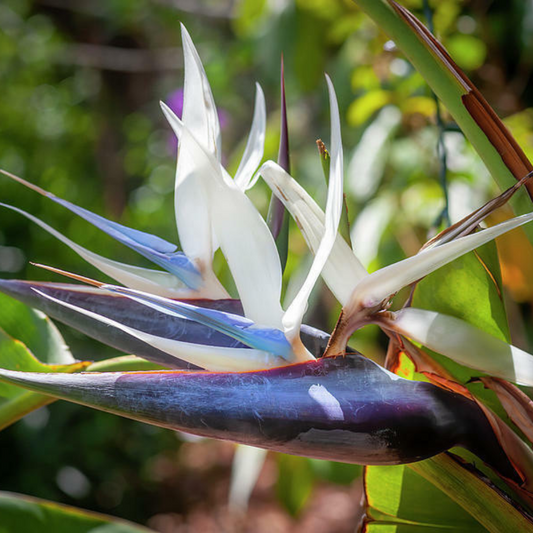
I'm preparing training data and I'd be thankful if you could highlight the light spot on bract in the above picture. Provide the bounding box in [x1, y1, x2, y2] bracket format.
[308, 384, 344, 421]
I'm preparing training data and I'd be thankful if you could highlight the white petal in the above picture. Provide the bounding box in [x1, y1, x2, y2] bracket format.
[259, 161, 368, 306]
[390, 308, 533, 387]
[165, 105, 227, 296]
[234, 83, 266, 190]
[283, 75, 344, 339]
[180, 23, 221, 158]
[172, 128, 214, 268]
[162, 106, 285, 329]
[166, 24, 221, 270]
[173, 160, 214, 267]
[34, 289, 286, 372]
[347, 212, 533, 312]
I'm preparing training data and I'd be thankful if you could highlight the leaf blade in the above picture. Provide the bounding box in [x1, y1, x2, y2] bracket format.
[0, 491, 153, 533]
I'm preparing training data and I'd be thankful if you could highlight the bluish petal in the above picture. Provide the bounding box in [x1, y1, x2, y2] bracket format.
[0, 280, 333, 360]
[0, 280, 240, 369]
[53, 199, 176, 254]
[1, 171, 202, 289]
[0, 203, 202, 298]
[105, 285, 294, 359]
[32, 288, 285, 371]
[49, 198, 202, 289]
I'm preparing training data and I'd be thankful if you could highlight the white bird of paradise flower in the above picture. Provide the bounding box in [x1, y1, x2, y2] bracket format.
[1, 24, 533, 389]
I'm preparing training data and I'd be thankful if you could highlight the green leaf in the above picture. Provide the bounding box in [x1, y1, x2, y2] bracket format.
[309, 459, 361, 485]
[0, 328, 88, 431]
[276, 454, 315, 516]
[86, 355, 165, 373]
[0, 292, 74, 364]
[364, 463, 486, 532]
[0, 491, 154, 533]
[410, 454, 533, 533]
[413, 242, 509, 343]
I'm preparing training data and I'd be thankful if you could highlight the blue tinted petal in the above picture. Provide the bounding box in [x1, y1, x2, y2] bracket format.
[106, 286, 294, 359]
[1, 171, 202, 289]
[0, 280, 332, 360]
[53, 199, 176, 253]
[50, 197, 202, 289]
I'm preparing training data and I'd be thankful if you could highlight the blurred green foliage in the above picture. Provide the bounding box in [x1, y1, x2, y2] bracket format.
[0, 491, 152, 532]
[3, 0, 533, 530]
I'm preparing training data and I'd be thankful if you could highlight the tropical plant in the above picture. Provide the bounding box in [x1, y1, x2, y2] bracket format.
[2, 1, 533, 531]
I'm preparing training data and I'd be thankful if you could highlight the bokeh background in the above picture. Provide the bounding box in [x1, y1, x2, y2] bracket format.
[2, 0, 533, 531]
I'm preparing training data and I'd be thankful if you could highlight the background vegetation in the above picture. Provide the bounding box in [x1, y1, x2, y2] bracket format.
[2, 0, 533, 530]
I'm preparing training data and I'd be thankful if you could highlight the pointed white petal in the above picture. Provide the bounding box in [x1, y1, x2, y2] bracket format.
[283, 76, 344, 340]
[390, 308, 533, 387]
[209, 176, 285, 329]
[166, 107, 215, 270]
[164, 25, 221, 271]
[347, 212, 533, 312]
[234, 83, 266, 190]
[180, 23, 221, 158]
[164, 104, 227, 296]
[259, 161, 368, 306]
[162, 106, 285, 329]
[34, 289, 287, 372]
